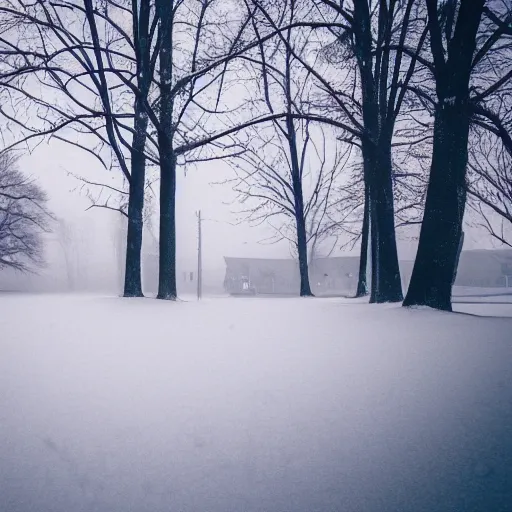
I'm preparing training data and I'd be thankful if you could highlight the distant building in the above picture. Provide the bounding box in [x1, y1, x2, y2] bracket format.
[402, 249, 512, 289]
[224, 249, 512, 296]
[224, 257, 299, 295]
[223, 256, 360, 296]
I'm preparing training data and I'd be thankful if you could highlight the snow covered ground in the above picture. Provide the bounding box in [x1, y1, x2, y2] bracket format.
[1, 294, 512, 512]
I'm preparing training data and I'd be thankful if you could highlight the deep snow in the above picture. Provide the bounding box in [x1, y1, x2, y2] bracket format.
[1, 294, 512, 512]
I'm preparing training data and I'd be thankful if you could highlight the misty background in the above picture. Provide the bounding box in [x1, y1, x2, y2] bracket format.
[0, 138, 499, 295]
[2, 141, 283, 293]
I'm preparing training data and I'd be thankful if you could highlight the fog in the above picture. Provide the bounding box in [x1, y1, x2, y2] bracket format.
[2, 139, 293, 294]
[0, 136, 500, 296]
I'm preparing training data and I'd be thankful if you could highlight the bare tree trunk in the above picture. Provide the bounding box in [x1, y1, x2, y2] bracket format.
[403, 103, 470, 310]
[274, 13, 313, 298]
[156, 0, 177, 300]
[363, 136, 403, 303]
[157, 147, 177, 299]
[123, 102, 148, 297]
[352, 1, 402, 304]
[123, 0, 152, 297]
[291, 169, 313, 296]
[355, 184, 370, 297]
[295, 207, 313, 296]
[403, 0, 484, 311]
[369, 137, 403, 303]
[287, 117, 313, 297]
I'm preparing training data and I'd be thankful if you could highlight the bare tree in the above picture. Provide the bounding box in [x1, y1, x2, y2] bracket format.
[0, 152, 51, 272]
[144, 0, 343, 299]
[404, 0, 512, 310]
[252, 0, 430, 303]
[468, 128, 512, 247]
[69, 0, 318, 300]
[2, 0, 373, 301]
[225, 121, 353, 294]
[225, 0, 356, 296]
[0, 0, 264, 300]
[0, 0, 161, 297]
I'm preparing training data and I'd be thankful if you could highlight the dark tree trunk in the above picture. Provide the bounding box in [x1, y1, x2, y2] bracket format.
[351, 1, 402, 304]
[157, 147, 177, 300]
[372, 139, 403, 303]
[123, 151, 145, 297]
[365, 136, 403, 303]
[123, 0, 152, 297]
[403, 0, 484, 311]
[282, 27, 313, 298]
[295, 207, 313, 297]
[156, 0, 177, 300]
[123, 103, 148, 298]
[290, 161, 313, 297]
[286, 116, 313, 297]
[355, 184, 370, 298]
[403, 103, 470, 310]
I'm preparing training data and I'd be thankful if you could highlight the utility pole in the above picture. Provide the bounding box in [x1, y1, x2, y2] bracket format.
[197, 210, 202, 300]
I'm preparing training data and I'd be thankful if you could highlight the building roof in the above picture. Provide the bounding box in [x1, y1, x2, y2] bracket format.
[224, 255, 362, 280]
[224, 257, 299, 280]
[224, 249, 512, 273]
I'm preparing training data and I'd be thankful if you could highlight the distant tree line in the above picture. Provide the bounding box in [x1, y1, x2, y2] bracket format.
[0, 152, 51, 272]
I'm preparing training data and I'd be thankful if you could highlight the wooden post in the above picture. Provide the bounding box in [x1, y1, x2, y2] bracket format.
[197, 210, 202, 300]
